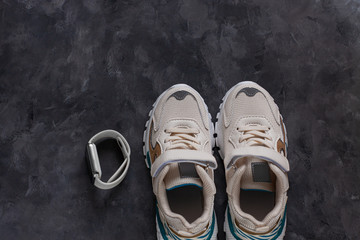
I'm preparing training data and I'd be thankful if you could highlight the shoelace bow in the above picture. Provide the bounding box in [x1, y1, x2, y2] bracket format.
[164, 127, 201, 151]
[237, 125, 273, 148]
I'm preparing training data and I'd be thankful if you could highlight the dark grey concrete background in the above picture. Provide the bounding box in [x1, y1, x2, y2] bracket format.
[0, 0, 360, 239]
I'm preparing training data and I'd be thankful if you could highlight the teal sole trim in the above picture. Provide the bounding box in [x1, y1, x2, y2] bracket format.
[156, 205, 169, 240]
[227, 207, 242, 240]
[205, 212, 216, 240]
[146, 151, 151, 168]
[167, 183, 203, 191]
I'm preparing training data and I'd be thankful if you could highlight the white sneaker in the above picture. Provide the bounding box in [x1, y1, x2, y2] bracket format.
[143, 84, 218, 240]
[215, 81, 289, 240]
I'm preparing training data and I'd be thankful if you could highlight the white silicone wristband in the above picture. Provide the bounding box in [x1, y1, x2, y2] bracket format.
[87, 130, 131, 190]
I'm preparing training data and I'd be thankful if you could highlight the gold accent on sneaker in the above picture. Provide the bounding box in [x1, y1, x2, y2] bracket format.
[277, 118, 287, 156]
[149, 121, 162, 163]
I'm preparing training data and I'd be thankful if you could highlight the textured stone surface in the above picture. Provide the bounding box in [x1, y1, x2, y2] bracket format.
[1, 0, 360, 239]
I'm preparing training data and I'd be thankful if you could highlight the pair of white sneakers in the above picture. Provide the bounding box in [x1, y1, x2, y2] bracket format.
[143, 82, 289, 240]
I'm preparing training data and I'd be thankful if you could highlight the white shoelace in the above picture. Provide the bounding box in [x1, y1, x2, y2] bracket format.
[237, 125, 273, 149]
[164, 127, 201, 151]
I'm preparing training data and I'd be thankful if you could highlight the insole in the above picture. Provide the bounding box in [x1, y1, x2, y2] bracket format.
[167, 185, 204, 223]
[240, 189, 275, 221]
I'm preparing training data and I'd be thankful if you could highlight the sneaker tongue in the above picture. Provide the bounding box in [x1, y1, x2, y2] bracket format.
[240, 156, 275, 192]
[164, 162, 203, 191]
